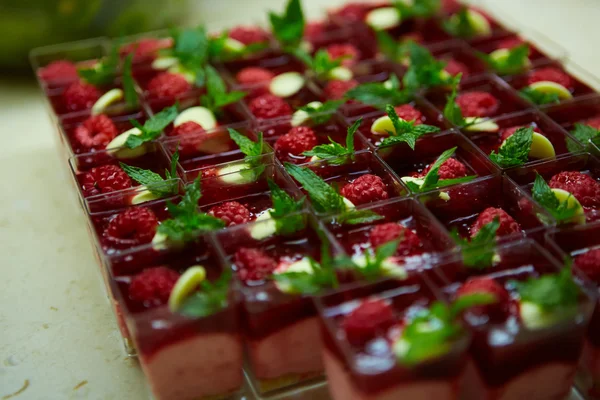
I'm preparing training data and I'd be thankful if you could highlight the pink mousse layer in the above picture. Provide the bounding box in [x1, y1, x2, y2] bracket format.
[463, 359, 577, 400]
[140, 333, 243, 400]
[247, 316, 323, 380]
[579, 340, 600, 398]
[323, 350, 461, 400]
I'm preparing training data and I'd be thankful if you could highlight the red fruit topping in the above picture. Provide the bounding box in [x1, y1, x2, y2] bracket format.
[500, 124, 542, 142]
[147, 72, 191, 100]
[326, 43, 360, 67]
[497, 37, 526, 50]
[574, 249, 600, 284]
[129, 266, 180, 306]
[236, 67, 275, 85]
[394, 104, 423, 124]
[456, 91, 499, 118]
[444, 58, 470, 78]
[63, 82, 101, 112]
[81, 164, 133, 197]
[441, 0, 462, 14]
[229, 26, 269, 45]
[38, 60, 78, 83]
[208, 201, 252, 227]
[274, 126, 318, 160]
[332, 3, 370, 21]
[73, 114, 118, 151]
[248, 94, 292, 119]
[104, 207, 159, 248]
[470, 207, 521, 238]
[549, 171, 600, 208]
[456, 277, 511, 320]
[527, 67, 573, 88]
[304, 22, 325, 40]
[169, 121, 206, 154]
[201, 168, 218, 180]
[343, 299, 395, 346]
[234, 248, 277, 283]
[341, 174, 389, 206]
[323, 79, 359, 100]
[369, 223, 423, 257]
[583, 116, 600, 131]
[120, 39, 166, 62]
[421, 157, 468, 180]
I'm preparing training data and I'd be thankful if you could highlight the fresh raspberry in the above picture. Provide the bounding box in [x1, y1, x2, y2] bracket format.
[527, 67, 573, 88]
[120, 38, 166, 62]
[500, 124, 542, 142]
[63, 82, 101, 112]
[456, 91, 499, 118]
[369, 223, 423, 257]
[583, 116, 600, 131]
[304, 22, 325, 40]
[574, 249, 600, 284]
[73, 114, 118, 151]
[146, 72, 191, 100]
[342, 299, 395, 346]
[201, 168, 218, 179]
[470, 207, 521, 238]
[421, 157, 468, 180]
[497, 37, 526, 50]
[104, 207, 159, 248]
[38, 60, 78, 83]
[456, 277, 511, 320]
[341, 174, 389, 206]
[248, 94, 292, 119]
[169, 121, 206, 154]
[236, 67, 275, 85]
[394, 104, 423, 124]
[441, 0, 462, 14]
[81, 164, 133, 197]
[229, 26, 269, 45]
[208, 201, 252, 226]
[129, 266, 180, 306]
[234, 248, 277, 284]
[549, 171, 600, 208]
[323, 79, 359, 100]
[444, 58, 470, 78]
[274, 126, 318, 160]
[326, 43, 360, 67]
[332, 3, 370, 21]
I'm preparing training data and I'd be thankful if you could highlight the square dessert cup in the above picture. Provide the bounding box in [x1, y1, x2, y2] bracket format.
[303, 23, 378, 62]
[425, 74, 532, 121]
[432, 239, 595, 400]
[290, 151, 409, 217]
[108, 239, 244, 400]
[376, 131, 499, 194]
[505, 153, 600, 224]
[462, 109, 583, 169]
[215, 212, 342, 395]
[416, 175, 554, 244]
[315, 277, 472, 400]
[429, 40, 488, 80]
[545, 225, 600, 398]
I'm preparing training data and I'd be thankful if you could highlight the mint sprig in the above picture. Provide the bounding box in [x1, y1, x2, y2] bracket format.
[126, 105, 179, 148]
[284, 163, 347, 214]
[269, 0, 305, 49]
[293, 48, 346, 80]
[512, 267, 579, 311]
[375, 30, 410, 63]
[267, 179, 306, 235]
[341, 239, 401, 281]
[568, 123, 600, 152]
[402, 41, 452, 91]
[532, 173, 581, 223]
[381, 104, 440, 149]
[404, 147, 476, 193]
[122, 54, 139, 107]
[201, 65, 247, 113]
[78, 42, 119, 86]
[168, 26, 210, 84]
[179, 269, 232, 318]
[476, 44, 530, 75]
[302, 118, 360, 163]
[334, 209, 384, 225]
[119, 150, 179, 197]
[227, 128, 264, 159]
[489, 127, 533, 168]
[394, 0, 441, 18]
[345, 75, 414, 109]
[442, 7, 477, 38]
[295, 100, 344, 126]
[443, 74, 469, 126]
[451, 218, 500, 269]
[520, 87, 561, 106]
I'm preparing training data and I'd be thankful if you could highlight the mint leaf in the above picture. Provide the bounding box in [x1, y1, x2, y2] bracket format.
[532, 173, 581, 223]
[267, 179, 306, 235]
[284, 163, 346, 214]
[349, 239, 401, 280]
[294, 48, 344, 79]
[272, 257, 338, 294]
[165, 150, 179, 180]
[303, 117, 361, 162]
[489, 127, 533, 168]
[394, 0, 441, 18]
[477, 44, 530, 75]
[569, 123, 600, 152]
[520, 86, 561, 105]
[179, 269, 231, 318]
[513, 268, 579, 311]
[269, 0, 305, 49]
[227, 128, 264, 160]
[381, 104, 440, 149]
[201, 65, 247, 112]
[334, 209, 384, 225]
[443, 7, 476, 38]
[296, 100, 344, 125]
[376, 30, 409, 62]
[451, 218, 500, 269]
[443, 75, 467, 126]
[345, 75, 414, 108]
[450, 293, 497, 318]
[122, 54, 139, 107]
[78, 42, 119, 86]
[410, 147, 477, 192]
[171, 25, 209, 72]
[402, 41, 451, 91]
[125, 105, 179, 148]
[119, 162, 177, 197]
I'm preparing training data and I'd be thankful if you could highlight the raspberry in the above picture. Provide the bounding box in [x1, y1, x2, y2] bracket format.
[274, 126, 318, 160]
[201, 168, 218, 179]
[248, 94, 292, 119]
[527, 67, 573, 88]
[497, 37, 526, 50]
[456, 91, 499, 118]
[234, 248, 277, 284]
[146, 72, 191, 101]
[500, 124, 542, 142]
[470, 207, 521, 238]
[63, 82, 101, 112]
[236, 67, 275, 85]
[456, 277, 511, 320]
[120, 39, 166, 62]
[169, 121, 206, 154]
[574, 249, 600, 284]
[421, 157, 468, 180]
[208, 201, 252, 226]
[369, 223, 423, 257]
[323, 79, 359, 100]
[394, 104, 423, 124]
[38, 60, 78, 84]
[341, 174, 389, 206]
[81, 164, 132, 197]
[441, 0, 462, 14]
[444, 58, 470, 78]
[342, 299, 395, 346]
[129, 266, 180, 306]
[304, 22, 325, 40]
[332, 3, 370, 21]
[326, 43, 360, 67]
[73, 114, 118, 151]
[583, 116, 600, 131]
[549, 171, 600, 208]
[104, 207, 159, 248]
[229, 26, 270, 45]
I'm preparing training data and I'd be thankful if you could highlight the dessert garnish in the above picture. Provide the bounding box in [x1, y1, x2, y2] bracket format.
[394, 0, 441, 19]
[291, 100, 344, 126]
[77, 41, 120, 86]
[442, 7, 491, 38]
[292, 48, 353, 81]
[365, 7, 401, 31]
[200, 65, 247, 114]
[532, 173, 585, 224]
[176, 268, 232, 318]
[121, 54, 139, 108]
[119, 150, 180, 202]
[342, 239, 408, 280]
[443, 75, 499, 130]
[470, 207, 521, 238]
[401, 41, 454, 92]
[345, 75, 413, 110]
[340, 174, 389, 205]
[302, 118, 361, 163]
[451, 218, 500, 269]
[489, 127, 535, 168]
[269, 0, 305, 51]
[477, 44, 531, 75]
[569, 123, 600, 152]
[224, 128, 266, 183]
[374, 104, 440, 148]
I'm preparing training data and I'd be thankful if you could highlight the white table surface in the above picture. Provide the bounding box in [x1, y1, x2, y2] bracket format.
[1, 1, 599, 399]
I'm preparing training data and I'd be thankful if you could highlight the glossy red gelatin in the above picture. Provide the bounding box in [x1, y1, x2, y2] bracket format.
[472, 34, 561, 71]
[430, 40, 489, 79]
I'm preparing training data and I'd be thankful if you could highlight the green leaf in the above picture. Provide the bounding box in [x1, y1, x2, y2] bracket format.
[125, 105, 179, 149]
[408, 147, 477, 193]
[489, 127, 533, 168]
[272, 257, 338, 294]
[227, 128, 264, 158]
[334, 209, 384, 225]
[513, 268, 579, 311]
[443, 75, 466, 126]
[302, 117, 361, 161]
[200, 65, 247, 112]
[345, 78, 414, 108]
[477, 44, 530, 75]
[569, 123, 600, 152]
[122, 54, 139, 107]
[179, 269, 231, 318]
[172, 25, 209, 72]
[267, 179, 306, 235]
[77, 41, 120, 86]
[402, 41, 451, 91]
[269, 0, 305, 48]
[532, 173, 580, 223]
[380, 104, 440, 149]
[296, 100, 344, 125]
[284, 163, 346, 214]
[520, 86, 561, 105]
[165, 150, 179, 180]
[442, 7, 476, 38]
[376, 30, 408, 62]
[394, 0, 441, 18]
[450, 293, 497, 318]
[451, 218, 500, 269]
